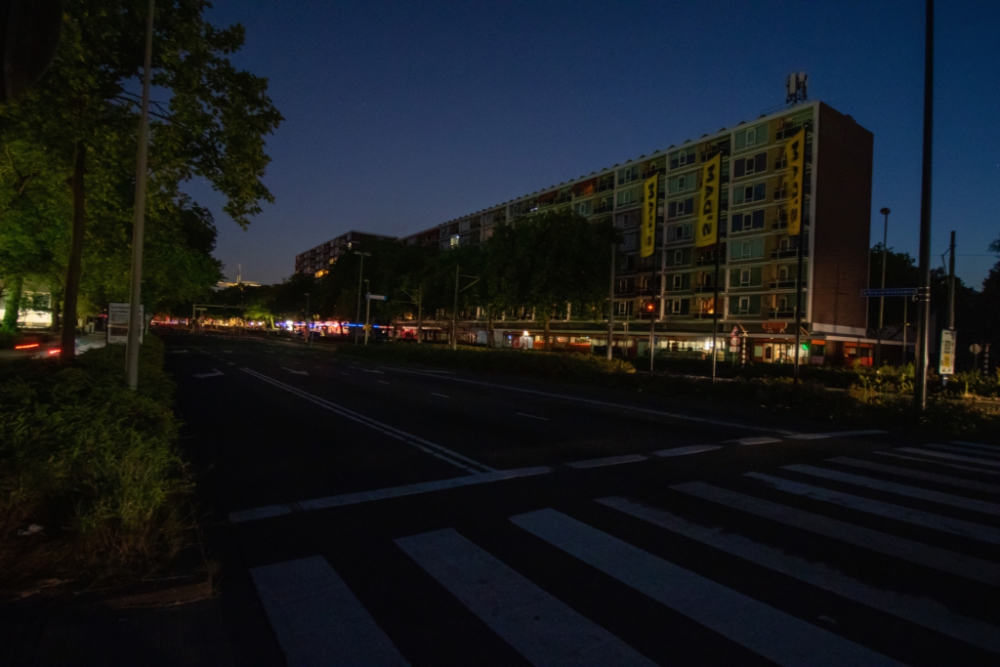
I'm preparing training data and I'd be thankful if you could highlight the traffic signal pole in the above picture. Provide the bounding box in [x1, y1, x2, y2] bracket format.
[914, 0, 935, 410]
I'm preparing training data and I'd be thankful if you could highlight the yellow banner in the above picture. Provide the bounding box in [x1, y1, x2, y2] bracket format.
[695, 153, 721, 248]
[640, 174, 658, 258]
[784, 127, 806, 236]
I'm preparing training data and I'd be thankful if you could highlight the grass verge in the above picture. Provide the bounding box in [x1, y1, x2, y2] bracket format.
[0, 335, 195, 590]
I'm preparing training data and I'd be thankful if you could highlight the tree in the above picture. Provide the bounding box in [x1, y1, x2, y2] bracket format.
[487, 210, 617, 349]
[0, 0, 282, 362]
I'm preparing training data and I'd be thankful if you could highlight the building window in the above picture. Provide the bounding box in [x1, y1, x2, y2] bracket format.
[732, 182, 767, 205]
[449, 235, 460, 248]
[730, 209, 766, 232]
[730, 266, 763, 287]
[673, 249, 684, 266]
[729, 294, 762, 315]
[667, 197, 695, 219]
[624, 233, 637, 251]
[733, 152, 768, 178]
[668, 174, 697, 195]
[577, 201, 591, 216]
[729, 238, 765, 261]
[617, 187, 639, 206]
[667, 223, 692, 242]
[669, 148, 696, 169]
[618, 165, 639, 185]
[672, 275, 682, 290]
[735, 123, 769, 151]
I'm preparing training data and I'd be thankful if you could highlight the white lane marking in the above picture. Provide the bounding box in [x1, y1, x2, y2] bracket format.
[727, 436, 782, 446]
[745, 472, 1000, 545]
[226, 361, 235, 366]
[222, 349, 233, 354]
[895, 447, 1000, 468]
[385, 366, 792, 434]
[923, 443, 1000, 459]
[672, 481, 999, 586]
[655, 445, 723, 457]
[342, 372, 350, 376]
[511, 509, 904, 667]
[193, 369, 224, 378]
[783, 464, 1000, 515]
[396, 528, 656, 667]
[363, 369, 385, 374]
[951, 440, 1000, 451]
[788, 429, 886, 440]
[166, 349, 189, 354]
[567, 454, 647, 469]
[827, 457, 1000, 494]
[517, 412, 548, 421]
[431, 393, 449, 399]
[600, 497, 1000, 654]
[229, 467, 551, 523]
[281, 367, 309, 376]
[377, 380, 390, 385]
[873, 450, 1000, 475]
[241, 368, 493, 474]
[250, 556, 409, 667]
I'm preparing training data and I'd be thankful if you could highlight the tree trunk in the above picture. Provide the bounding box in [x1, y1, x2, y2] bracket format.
[486, 306, 494, 348]
[50, 284, 62, 331]
[416, 288, 423, 345]
[61, 141, 86, 365]
[1, 275, 24, 332]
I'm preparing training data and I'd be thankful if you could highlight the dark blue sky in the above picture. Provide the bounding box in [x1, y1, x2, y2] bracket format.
[187, 0, 999, 288]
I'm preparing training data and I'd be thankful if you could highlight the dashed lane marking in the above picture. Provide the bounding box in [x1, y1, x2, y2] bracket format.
[516, 412, 548, 421]
[229, 467, 551, 523]
[567, 454, 647, 469]
[654, 444, 723, 457]
[727, 436, 783, 446]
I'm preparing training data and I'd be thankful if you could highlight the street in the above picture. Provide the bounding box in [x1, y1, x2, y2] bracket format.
[165, 331, 999, 666]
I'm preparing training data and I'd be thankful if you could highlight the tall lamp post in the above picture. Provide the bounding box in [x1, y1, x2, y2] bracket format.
[353, 250, 370, 344]
[875, 207, 890, 367]
[914, 0, 934, 410]
[304, 292, 310, 344]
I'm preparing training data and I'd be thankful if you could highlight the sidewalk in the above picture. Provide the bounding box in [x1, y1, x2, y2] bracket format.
[0, 595, 233, 666]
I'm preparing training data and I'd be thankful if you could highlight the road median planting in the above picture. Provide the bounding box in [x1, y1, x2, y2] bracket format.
[0, 335, 198, 592]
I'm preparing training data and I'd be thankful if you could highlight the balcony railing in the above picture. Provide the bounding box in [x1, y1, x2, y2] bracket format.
[769, 279, 798, 289]
[693, 284, 718, 293]
[769, 308, 797, 319]
[593, 204, 613, 214]
[597, 183, 615, 192]
[641, 168, 665, 179]
[771, 248, 799, 259]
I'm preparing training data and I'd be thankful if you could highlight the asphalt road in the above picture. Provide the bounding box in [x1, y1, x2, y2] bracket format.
[162, 329, 1000, 667]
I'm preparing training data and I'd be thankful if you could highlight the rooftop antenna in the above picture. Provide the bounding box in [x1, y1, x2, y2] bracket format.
[786, 72, 808, 106]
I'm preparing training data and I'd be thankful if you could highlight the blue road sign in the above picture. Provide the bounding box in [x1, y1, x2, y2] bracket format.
[861, 288, 917, 298]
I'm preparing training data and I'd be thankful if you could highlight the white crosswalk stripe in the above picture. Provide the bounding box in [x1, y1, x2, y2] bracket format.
[245, 451, 1000, 665]
[780, 464, 1000, 515]
[895, 447, 1000, 469]
[744, 471, 1000, 544]
[510, 508, 906, 667]
[597, 496, 1000, 654]
[924, 443, 1000, 459]
[396, 528, 656, 667]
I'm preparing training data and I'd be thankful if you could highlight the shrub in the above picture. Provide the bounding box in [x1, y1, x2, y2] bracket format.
[0, 336, 193, 586]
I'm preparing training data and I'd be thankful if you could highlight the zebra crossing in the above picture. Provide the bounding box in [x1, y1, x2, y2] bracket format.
[246, 442, 1000, 666]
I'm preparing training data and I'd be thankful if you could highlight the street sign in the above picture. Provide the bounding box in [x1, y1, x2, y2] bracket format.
[939, 330, 956, 375]
[366, 293, 387, 301]
[970, 343, 982, 355]
[860, 288, 917, 298]
[107, 302, 143, 345]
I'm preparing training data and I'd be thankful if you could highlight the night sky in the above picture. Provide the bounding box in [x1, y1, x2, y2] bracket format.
[185, 1, 1000, 289]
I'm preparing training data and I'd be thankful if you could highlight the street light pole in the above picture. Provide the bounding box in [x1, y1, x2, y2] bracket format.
[363, 279, 371, 345]
[607, 243, 615, 361]
[451, 264, 460, 351]
[353, 251, 370, 344]
[304, 292, 310, 344]
[914, 0, 935, 410]
[875, 207, 890, 367]
[124, 0, 155, 391]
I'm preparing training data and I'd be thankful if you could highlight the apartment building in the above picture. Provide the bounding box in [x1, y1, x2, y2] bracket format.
[295, 230, 396, 277]
[406, 101, 875, 364]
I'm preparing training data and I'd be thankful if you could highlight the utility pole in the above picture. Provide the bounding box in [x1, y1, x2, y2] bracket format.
[914, 0, 935, 410]
[947, 231, 955, 330]
[710, 238, 722, 382]
[451, 264, 460, 351]
[793, 219, 806, 384]
[363, 279, 371, 345]
[353, 250, 370, 344]
[875, 207, 890, 367]
[124, 0, 155, 391]
[304, 292, 310, 344]
[607, 243, 615, 361]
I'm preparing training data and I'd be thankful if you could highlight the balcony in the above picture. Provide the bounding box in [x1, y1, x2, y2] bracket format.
[695, 253, 721, 266]
[641, 167, 665, 179]
[769, 308, 797, 319]
[597, 183, 615, 193]
[769, 279, 798, 289]
[771, 248, 799, 259]
[694, 284, 719, 293]
[593, 204, 613, 214]
[772, 220, 788, 230]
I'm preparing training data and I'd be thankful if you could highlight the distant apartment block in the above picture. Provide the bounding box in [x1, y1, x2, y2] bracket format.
[295, 230, 395, 277]
[399, 100, 874, 364]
